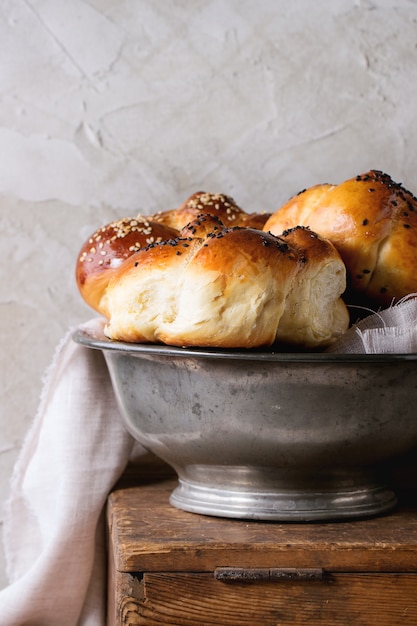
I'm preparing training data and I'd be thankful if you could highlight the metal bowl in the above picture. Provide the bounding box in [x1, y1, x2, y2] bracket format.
[74, 323, 417, 521]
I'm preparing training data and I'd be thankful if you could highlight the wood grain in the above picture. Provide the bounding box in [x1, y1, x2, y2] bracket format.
[107, 478, 417, 573]
[115, 572, 417, 625]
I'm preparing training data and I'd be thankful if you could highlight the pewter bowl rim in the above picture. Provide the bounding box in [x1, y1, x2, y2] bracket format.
[73, 324, 417, 363]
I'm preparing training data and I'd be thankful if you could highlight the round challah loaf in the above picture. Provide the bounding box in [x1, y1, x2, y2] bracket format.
[101, 215, 349, 348]
[264, 170, 417, 308]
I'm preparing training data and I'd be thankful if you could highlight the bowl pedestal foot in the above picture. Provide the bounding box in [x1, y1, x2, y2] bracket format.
[169, 467, 398, 521]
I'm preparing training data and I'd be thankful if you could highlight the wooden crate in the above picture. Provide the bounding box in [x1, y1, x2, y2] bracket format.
[107, 462, 417, 626]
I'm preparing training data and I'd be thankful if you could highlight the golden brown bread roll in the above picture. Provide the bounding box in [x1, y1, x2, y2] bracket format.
[75, 217, 178, 315]
[102, 216, 349, 349]
[264, 170, 417, 308]
[152, 191, 271, 231]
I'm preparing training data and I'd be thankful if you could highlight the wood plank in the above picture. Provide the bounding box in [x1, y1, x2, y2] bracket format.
[107, 478, 417, 573]
[114, 572, 417, 626]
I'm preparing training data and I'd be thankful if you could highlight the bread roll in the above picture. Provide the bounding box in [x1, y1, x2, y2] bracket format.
[152, 191, 271, 231]
[264, 170, 417, 307]
[75, 217, 178, 315]
[102, 215, 349, 349]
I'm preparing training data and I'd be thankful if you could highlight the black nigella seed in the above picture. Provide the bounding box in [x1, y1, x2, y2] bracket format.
[362, 219, 369, 226]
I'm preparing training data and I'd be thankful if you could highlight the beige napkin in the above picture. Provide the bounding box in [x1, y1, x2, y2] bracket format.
[0, 319, 145, 626]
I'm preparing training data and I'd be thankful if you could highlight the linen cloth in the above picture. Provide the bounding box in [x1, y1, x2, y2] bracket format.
[0, 318, 145, 626]
[1, 297, 417, 625]
[327, 294, 417, 354]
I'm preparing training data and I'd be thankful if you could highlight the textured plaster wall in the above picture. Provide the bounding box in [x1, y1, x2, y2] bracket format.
[1, 0, 417, 588]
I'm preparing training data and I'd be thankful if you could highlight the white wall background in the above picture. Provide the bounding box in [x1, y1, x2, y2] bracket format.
[1, 0, 417, 589]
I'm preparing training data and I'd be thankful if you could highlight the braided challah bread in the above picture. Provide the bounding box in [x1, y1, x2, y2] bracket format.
[98, 216, 348, 348]
[264, 170, 417, 308]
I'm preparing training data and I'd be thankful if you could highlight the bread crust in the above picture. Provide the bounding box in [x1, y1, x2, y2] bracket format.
[153, 191, 271, 231]
[75, 216, 178, 315]
[264, 170, 417, 307]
